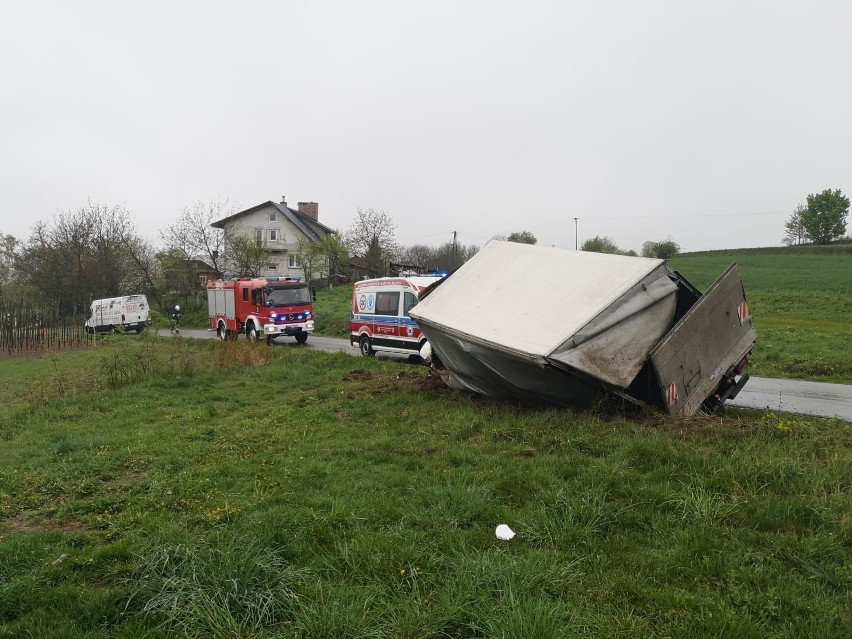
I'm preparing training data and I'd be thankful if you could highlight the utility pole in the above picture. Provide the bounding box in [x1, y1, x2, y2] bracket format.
[574, 218, 578, 250]
[452, 231, 458, 267]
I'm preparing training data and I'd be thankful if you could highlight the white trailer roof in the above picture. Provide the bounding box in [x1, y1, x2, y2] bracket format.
[410, 241, 668, 359]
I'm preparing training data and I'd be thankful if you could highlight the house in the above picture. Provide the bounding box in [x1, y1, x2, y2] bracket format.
[211, 196, 335, 281]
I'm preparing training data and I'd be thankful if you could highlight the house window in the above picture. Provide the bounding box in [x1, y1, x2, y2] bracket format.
[255, 229, 264, 241]
[268, 229, 280, 241]
[288, 255, 301, 268]
[267, 262, 279, 270]
[269, 211, 277, 222]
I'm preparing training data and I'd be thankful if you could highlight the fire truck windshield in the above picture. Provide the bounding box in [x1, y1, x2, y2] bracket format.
[265, 286, 311, 307]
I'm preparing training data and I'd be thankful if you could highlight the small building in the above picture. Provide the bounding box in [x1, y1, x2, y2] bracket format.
[211, 196, 335, 281]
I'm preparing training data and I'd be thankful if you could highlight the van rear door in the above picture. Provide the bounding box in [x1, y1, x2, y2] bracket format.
[649, 264, 757, 416]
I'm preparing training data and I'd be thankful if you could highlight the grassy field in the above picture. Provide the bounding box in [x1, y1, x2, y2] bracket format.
[0, 338, 850, 638]
[669, 250, 852, 383]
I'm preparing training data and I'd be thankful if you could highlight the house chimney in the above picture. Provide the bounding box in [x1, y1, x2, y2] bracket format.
[298, 202, 319, 220]
[280, 195, 287, 207]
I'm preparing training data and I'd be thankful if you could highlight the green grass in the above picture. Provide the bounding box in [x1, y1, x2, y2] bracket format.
[313, 284, 353, 339]
[670, 252, 852, 382]
[1, 338, 850, 638]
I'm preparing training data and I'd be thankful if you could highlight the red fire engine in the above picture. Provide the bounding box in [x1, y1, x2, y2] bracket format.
[207, 277, 315, 344]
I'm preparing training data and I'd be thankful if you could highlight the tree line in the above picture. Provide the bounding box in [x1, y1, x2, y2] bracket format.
[5, 188, 844, 317]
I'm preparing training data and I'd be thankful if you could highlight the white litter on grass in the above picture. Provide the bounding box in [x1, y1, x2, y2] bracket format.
[495, 524, 515, 540]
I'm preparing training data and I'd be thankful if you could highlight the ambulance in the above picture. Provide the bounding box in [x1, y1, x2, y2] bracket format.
[349, 275, 444, 360]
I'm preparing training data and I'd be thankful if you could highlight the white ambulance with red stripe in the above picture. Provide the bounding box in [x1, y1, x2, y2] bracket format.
[350, 275, 444, 360]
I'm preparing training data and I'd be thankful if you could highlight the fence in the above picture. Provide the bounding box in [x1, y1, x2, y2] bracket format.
[0, 298, 90, 357]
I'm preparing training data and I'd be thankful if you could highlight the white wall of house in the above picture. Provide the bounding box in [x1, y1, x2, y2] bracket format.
[222, 202, 323, 281]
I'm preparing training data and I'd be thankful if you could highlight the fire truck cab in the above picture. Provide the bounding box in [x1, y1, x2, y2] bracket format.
[207, 277, 314, 344]
[349, 275, 443, 360]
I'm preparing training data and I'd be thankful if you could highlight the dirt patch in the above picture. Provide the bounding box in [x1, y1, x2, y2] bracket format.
[2, 512, 88, 535]
[342, 369, 374, 382]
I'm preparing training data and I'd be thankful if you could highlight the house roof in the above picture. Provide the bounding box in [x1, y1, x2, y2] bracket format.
[211, 200, 335, 242]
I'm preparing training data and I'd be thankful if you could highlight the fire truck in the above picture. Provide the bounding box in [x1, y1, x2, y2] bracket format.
[207, 277, 315, 344]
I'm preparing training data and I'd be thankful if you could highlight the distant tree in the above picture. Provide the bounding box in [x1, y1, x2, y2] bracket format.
[397, 241, 479, 274]
[429, 241, 479, 273]
[315, 233, 348, 285]
[581, 236, 621, 254]
[154, 247, 206, 307]
[295, 235, 320, 284]
[344, 209, 399, 277]
[226, 235, 269, 278]
[783, 203, 809, 246]
[123, 236, 164, 310]
[801, 189, 849, 244]
[16, 202, 142, 315]
[0, 233, 19, 289]
[160, 198, 231, 274]
[397, 244, 433, 272]
[491, 234, 508, 241]
[641, 238, 681, 259]
[507, 230, 537, 245]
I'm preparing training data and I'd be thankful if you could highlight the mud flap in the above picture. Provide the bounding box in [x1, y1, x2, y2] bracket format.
[649, 264, 758, 416]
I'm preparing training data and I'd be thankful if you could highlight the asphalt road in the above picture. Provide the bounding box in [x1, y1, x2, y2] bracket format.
[167, 329, 852, 421]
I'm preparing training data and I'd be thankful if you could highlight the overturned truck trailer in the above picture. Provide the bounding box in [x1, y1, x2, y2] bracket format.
[410, 241, 757, 416]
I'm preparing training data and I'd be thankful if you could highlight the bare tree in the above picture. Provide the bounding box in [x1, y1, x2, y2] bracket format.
[123, 236, 164, 310]
[0, 233, 19, 290]
[397, 244, 433, 272]
[783, 203, 809, 246]
[396, 241, 479, 274]
[17, 202, 141, 315]
[160, 198, 231, 273]
[344, 208, 399, 277]
[296, 235, 320, 283]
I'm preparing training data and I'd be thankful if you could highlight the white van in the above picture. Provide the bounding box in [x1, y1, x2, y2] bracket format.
[85, 295, 151, 334]
[349, 276, 444, 359]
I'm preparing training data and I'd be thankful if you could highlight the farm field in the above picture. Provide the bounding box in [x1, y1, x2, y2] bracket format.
[669, 250, 852, 383]
[0, 338, 849, 638]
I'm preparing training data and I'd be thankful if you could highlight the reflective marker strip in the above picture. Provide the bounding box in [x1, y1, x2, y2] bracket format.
[666, 382, 679, 406]
[737, 301, 752, 324]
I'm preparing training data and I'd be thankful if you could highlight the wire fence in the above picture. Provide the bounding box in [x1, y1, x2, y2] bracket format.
[0, 298, 90, 357]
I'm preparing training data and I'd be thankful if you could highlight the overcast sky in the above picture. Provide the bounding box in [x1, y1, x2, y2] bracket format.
[2, 1, 851, 253]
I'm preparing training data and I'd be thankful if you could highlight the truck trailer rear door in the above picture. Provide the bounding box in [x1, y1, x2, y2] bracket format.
[650, 264, 757, 416]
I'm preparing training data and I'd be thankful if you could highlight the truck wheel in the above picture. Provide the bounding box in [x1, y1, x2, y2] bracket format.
[359, 335, 374, 357]
[247, 323, 260, 341]
[217, 322, 227, 341]
[295, 332, 308, 344]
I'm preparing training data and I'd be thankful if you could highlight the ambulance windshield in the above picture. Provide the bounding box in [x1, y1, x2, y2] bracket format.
[265, 286, 311, 307]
